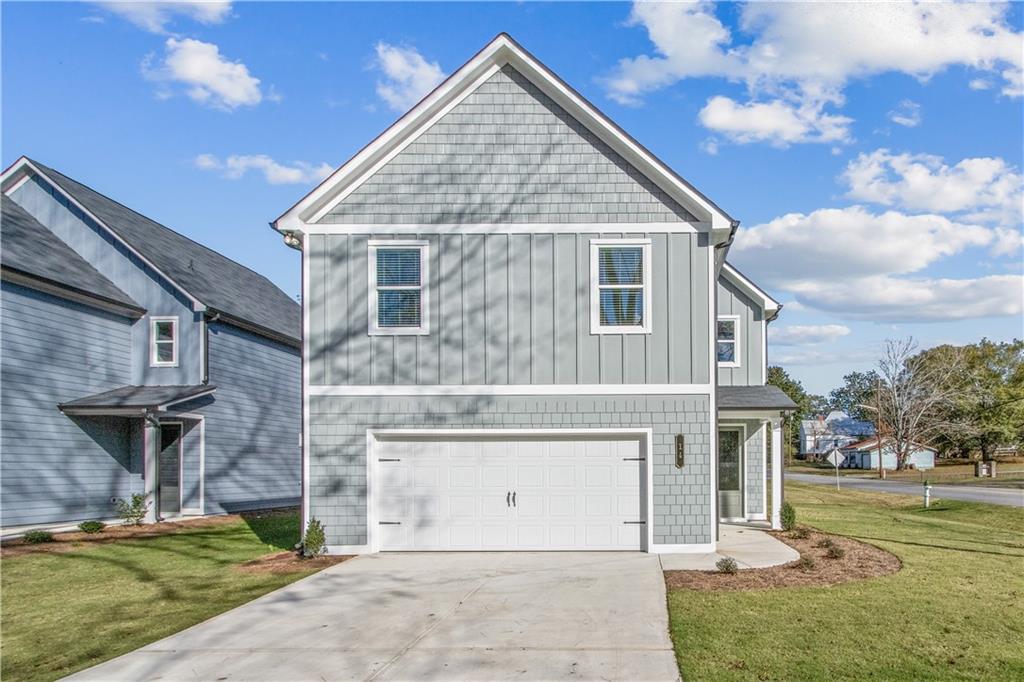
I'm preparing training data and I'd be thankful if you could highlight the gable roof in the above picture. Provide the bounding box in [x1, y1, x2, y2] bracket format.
[1, 194, 142, 314]
[720, 262, 781, 321]
[2, 158, 300, 345]
[273, 33, 737, 237]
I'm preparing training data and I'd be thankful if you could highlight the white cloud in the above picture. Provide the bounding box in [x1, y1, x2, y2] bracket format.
[699, 95, 852, 146]
[770, 324, 851, 345]
[729, 205, 1022, 323]
[143, 38, 261, 110]
[969, 78, 992, 91]
[842, 149, 1024, 231]
[194, 154, 333, 185]
[606, 1, 1023, 146]
[98, 1, 231, 34]
[732, 206, 992, 282]
[771, 348, 877, 367]
[373, 43, 445, 112]
[887, 99, 921, 127]
[782, 274, 1023, 322]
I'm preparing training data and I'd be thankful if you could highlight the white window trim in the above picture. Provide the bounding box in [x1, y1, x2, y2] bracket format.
[589, 238, 652, 335]
[150, 316, 179, 368]
[717, 314, 741, 368]
[368, 240, 429, 336]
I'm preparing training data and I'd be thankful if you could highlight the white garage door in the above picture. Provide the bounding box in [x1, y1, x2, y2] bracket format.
[375, 435, 646, 551]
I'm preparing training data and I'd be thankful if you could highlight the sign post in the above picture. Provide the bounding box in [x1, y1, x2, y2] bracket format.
[826, 450, 842, 491]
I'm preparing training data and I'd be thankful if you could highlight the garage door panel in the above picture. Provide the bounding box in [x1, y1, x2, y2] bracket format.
[376, 435, 644, 551]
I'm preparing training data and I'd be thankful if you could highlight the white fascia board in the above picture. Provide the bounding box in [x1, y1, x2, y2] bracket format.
[1, 157, 207, 313]
[274, 34, 735, 238]
[721, 262, 781, 317]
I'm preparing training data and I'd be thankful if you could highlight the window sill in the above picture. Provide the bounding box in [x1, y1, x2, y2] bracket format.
[718, 361, 741, 368]
[591, 327, 652, 335]
[368, 328, 430, 336]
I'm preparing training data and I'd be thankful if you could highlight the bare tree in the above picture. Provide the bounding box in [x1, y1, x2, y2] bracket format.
[876, 338, 963, 470]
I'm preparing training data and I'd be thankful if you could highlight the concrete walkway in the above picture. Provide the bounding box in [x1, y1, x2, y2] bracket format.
[659, 524, 799, 571]
[69, 552, 680, 682]
[788, 472, 1024, 508]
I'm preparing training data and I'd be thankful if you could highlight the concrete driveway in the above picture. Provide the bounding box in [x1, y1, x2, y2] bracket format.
[70, 552, 680, 681]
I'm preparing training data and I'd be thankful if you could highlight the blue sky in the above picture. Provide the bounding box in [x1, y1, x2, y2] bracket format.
[3, 1, 1022, 395]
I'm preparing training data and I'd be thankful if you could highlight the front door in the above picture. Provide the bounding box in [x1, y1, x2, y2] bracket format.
[718, 428, 743, 520]
[159, 424, 182, 517]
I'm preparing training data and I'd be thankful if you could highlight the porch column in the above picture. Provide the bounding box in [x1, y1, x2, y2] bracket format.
[770, 417, 783, 530]
[143, 416, 159, 523]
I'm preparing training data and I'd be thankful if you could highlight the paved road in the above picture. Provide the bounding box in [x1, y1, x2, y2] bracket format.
[787, 472, 1023, 508]
[70, 552, 680, 681]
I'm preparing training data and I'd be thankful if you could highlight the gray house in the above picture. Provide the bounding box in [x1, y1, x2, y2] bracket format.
[273, 34, 795, 554]
[1, 158, 301, 527]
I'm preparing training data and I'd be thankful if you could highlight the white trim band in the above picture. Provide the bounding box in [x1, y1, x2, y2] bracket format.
[309, 383, 714, 396]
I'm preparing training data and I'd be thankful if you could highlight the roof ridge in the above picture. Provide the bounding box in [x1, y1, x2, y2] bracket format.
[28, 159, 286, 293]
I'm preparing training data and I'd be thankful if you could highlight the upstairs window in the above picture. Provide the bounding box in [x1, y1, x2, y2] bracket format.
[590, 239, 652, 334]
[150, 317, 178, 367]
[717, 315, 740, 367]
[368, 240, 429, 335]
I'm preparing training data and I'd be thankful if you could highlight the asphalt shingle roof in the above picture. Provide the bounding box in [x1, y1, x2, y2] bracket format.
[29, 160, 300, 344]
[59, 384, 216, 410]
[718, 385, 798, 411]
[1, 195, 141, 311]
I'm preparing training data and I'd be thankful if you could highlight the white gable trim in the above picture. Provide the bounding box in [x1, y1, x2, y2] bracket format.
[1, 157, 207, 313]
[274, 34, 735, 238]
[721, 262, 780, 319]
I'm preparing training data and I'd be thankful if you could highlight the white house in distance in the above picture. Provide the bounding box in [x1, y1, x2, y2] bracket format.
[800, 411, 874, 459]
[840, 437, 936, 471]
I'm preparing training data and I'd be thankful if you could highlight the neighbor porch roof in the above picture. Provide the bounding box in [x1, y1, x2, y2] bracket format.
[58, 385, 216, 416]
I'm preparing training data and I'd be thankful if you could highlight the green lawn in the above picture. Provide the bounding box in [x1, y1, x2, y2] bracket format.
[1, 511, 324, 681]
[668, 483, 1024, 681]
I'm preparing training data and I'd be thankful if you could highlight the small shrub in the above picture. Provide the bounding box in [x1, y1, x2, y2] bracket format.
[825, 544, 846, 560]
[302, 517, 327, 557]
[116, 493, 149, 525]
[780, 501, 797, 531]
[715, 557, 739, 574]
[78, 520, 106, 534]
[790, 526, 811, 540]
[816, 538, 836, 549]
[795, 555, 816, 571]
[23, 530, 54, 544]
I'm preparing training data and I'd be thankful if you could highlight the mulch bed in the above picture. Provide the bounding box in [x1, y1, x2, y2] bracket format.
[665, 527, 901, 591]
[0, 507, 297, 558]
[235, 551, 351, 575]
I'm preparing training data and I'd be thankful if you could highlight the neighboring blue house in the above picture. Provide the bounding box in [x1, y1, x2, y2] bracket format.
[840, 438, 936, 471]
[1, 157, 301, 527]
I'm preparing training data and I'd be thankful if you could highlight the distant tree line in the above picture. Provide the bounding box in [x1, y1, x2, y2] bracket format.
[768, 338, 1023, 468]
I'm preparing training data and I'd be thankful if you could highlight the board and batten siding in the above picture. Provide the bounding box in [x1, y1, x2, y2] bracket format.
[716, 277, 765, 386]
[307, 231, 711, 387]
[196, 322, 301, 514]
[0, 281, 142, 526]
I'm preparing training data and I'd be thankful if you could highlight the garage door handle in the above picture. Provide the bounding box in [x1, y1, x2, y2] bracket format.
[623, 520, 646, 525]
[379, 521, 401, 525]
[512, 491, 517, 507]
[506, 491, 511, 507]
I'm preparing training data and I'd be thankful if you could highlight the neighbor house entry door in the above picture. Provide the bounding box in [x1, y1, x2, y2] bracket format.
[158, 423, 182, 517]
[718, 428, 744, 521]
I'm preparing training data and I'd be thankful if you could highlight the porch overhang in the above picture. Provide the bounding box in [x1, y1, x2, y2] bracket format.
[58, 385, 216, 416]
[718, 386, 797, 416]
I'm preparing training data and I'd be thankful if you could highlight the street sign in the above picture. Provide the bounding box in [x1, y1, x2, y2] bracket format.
[826, 451, 841, 467]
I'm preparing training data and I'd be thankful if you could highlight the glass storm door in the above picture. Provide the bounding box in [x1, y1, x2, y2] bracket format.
[718, 429, 743, 520]
[159, 424, 182, 517]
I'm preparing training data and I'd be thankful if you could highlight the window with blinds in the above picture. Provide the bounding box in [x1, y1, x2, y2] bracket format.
[369, 241, 429, 335]
[590, 239, 652, 334]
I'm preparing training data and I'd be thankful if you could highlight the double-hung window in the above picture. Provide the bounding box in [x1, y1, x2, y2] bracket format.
[150, 316, 178, 367]
[368, 240, 429, 335]
[590, 239, 652, 334]
[717, 315, 740, 367]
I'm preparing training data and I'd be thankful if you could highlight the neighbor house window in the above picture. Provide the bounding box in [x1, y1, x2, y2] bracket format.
[590, 239, 652, 334]
[717, 315, 740, 367]
[368, 240, 429, 335]
[150, 317, 178, 367]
